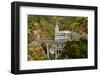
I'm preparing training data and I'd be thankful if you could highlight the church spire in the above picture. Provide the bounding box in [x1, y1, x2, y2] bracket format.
[55, 18, 59, 32]
[56, 20, 59, 28]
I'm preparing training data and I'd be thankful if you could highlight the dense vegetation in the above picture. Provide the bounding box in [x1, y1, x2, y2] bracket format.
[28, 15, 88, 61]
[58, 38, 87, 59]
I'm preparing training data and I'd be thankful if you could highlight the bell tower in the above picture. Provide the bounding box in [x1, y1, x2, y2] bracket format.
[55, 21, 59, 33]
[55, 21, 59, 40]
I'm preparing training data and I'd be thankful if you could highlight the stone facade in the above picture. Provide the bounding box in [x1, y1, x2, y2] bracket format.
[55, 23, 72, 40]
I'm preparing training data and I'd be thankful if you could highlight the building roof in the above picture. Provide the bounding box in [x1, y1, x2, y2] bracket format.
[58, 31, 72, 34]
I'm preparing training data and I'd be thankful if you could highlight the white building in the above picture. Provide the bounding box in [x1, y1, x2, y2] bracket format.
[48, 23, 72, 59]
[55, 23, 72, 40]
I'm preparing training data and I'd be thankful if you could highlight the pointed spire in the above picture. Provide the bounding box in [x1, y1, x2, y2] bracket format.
[56, 20, 58, 28]
[55, 17, 59, 28]
[55, 18, 59, 33]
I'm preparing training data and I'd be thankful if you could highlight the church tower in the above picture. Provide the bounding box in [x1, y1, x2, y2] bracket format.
[55, 22, 59, 33]
[55, 21, 59, 40]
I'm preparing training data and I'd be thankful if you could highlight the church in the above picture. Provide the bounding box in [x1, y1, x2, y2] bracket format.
[55, 23, 72, 40]
[49, 23, 72, 59]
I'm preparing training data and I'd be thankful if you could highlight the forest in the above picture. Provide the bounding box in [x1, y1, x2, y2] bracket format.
[28, 15, 88, 61]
